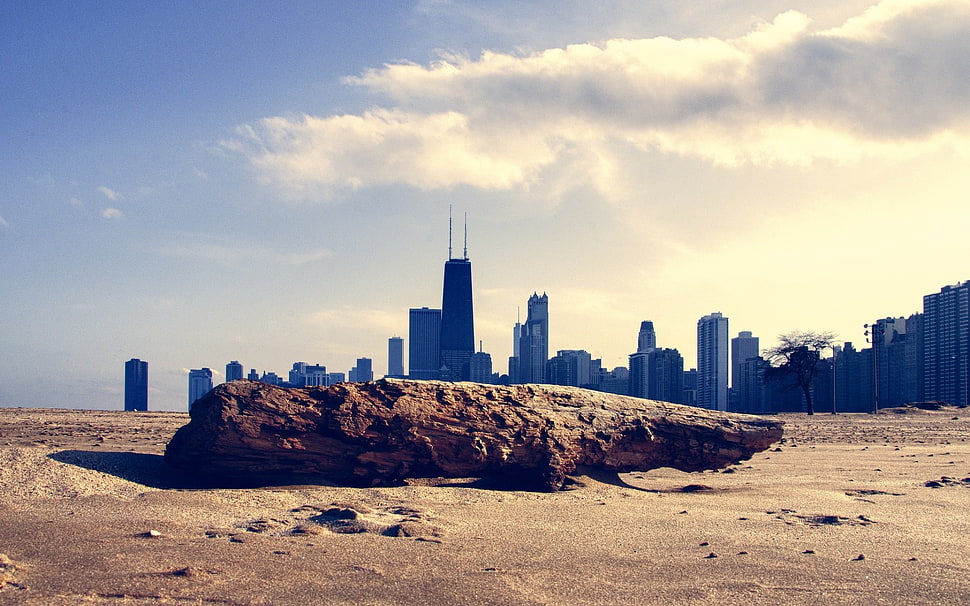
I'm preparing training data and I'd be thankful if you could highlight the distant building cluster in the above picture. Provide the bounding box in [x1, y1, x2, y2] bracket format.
[122, 214, 970, 414]
[730, 281, 970, 413]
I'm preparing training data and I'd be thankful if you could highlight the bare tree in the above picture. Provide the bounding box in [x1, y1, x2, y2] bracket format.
[764, 331, 836, 415]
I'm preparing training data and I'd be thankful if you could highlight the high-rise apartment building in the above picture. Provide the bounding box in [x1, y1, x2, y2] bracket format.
[124, 358, 148, 411]
[188, 368, 213, 409]
[650, 348, 685, 404]
[387, 336, 405, 377]
[629, 348, 683, 403]
[517, 292, 549, 384]
[409, 307, 441, 380]
[731, 331, 759, 390]
[225, 360, 244, 382]
[868, 316, 923, 408]
[923, 281, 970, 406]
[628, 352, 650, 399]
[697, 312, 729, 411]
[737, 356, 766, 413]
[547, 349, 593, 387]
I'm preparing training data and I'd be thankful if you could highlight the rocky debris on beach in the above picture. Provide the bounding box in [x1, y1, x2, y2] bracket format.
[924, 476, 970, 488]
[165, 379, 783, 491]
[0, 553, 25, 592]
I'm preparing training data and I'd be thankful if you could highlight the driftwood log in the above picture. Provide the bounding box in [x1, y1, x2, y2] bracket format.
[165, 379, 783, 491]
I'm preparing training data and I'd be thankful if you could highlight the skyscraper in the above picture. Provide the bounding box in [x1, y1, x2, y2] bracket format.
[469, 347, 493, 384]
[697, 312, 729, 411]
[923, 281, 970, 406]
[731, 331, 759, 390]
[508, 318, 523, 383]
[650, 348, 685, 404]
[289, 362, 308, 386]
[629, 349, 683, 403]
[737, 356, 766, 413]
[188, 368, 213, 410]
[226, 360, 244, 382]
[517, 292, 549, 384]
[628, 351, 650, 399]
[439, 213, 475, 381]
[349, 358, 373, 382]
[124, 358, 148, 411]
[387, 336, 405, 378]
[409, 307, 441, 380]
[547, 349, 593, 387]
[637, 321, 657, 353]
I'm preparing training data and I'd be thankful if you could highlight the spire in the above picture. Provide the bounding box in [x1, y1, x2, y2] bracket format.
[448, 205, 453, 260]
[463, 212, 468, 260]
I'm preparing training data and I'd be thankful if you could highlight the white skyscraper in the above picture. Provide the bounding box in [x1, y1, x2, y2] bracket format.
[697, 312, 729, 411]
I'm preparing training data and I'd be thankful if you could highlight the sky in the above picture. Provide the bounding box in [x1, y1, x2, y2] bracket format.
[2, 0, 969, 411]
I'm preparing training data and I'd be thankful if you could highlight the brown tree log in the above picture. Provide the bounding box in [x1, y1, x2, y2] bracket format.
[165, 379, 783, 491]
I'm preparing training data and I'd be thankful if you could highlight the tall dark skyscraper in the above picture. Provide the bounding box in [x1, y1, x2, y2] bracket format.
[409, 307, 441, 380]
[517, 292, 549, 384]
[124, 358, 148, 411]
[438, 213, 475, 381]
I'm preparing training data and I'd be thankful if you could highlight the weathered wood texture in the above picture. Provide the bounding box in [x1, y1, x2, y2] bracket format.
[165, 379, 783, 491]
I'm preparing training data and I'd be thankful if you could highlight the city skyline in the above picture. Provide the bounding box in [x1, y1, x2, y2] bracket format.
[3, 1, 970, 411]
[133, 276, 967, 413]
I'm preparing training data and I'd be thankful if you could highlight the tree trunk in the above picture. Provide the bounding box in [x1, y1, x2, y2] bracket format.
[802, 383, 815, 415]
[166, 379, 784, 491]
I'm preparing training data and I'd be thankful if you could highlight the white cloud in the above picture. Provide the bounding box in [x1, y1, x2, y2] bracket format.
[225, 110, 556, 194]
[0, 215, 9, 228]
[97, 186, 122, 200]
[100, 208, 124, 220]
[226, 0, 970, 198]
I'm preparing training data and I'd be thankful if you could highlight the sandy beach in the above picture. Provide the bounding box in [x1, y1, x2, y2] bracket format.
[1, 405, 969, 605]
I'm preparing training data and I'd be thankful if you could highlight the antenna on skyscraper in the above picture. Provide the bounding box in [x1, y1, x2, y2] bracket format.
[463, 212, 468, 260]
[448, 205, 453, 260]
